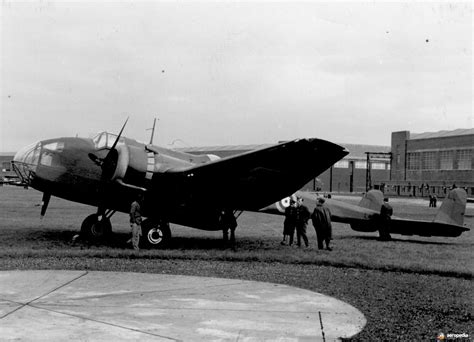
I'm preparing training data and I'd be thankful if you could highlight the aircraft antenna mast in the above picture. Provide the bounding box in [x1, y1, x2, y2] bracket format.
[147, 118, 158, 145]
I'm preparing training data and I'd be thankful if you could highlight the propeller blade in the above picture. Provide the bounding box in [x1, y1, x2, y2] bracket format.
[110, 117, 129, 152]
[90, 117, 129, 220]
[101, 117, 128, 179]
[40, 192, 51, 218]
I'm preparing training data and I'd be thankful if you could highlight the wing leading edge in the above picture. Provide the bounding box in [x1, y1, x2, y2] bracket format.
[152, 138, 348, 211]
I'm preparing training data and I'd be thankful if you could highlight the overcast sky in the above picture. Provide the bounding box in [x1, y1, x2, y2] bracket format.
[1, 1, 472, 152]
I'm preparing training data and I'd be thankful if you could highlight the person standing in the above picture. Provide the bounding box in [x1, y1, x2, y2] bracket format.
[295, 197, 310, 247]
[129, 194, 144, 250]
[219, 209, 237, 247]
[378, 197, 393, 241]
[311, 198, 333, 250]
[282, 200, 297, 245]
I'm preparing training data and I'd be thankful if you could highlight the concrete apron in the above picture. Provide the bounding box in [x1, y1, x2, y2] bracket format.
[0, 270, 365, 341]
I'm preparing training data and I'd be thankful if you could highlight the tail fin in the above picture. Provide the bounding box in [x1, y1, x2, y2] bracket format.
[434, 188, 467, 226]
[358, 190, 384, 212]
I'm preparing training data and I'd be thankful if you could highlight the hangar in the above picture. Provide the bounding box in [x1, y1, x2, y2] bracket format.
[0, 152, 18, 183]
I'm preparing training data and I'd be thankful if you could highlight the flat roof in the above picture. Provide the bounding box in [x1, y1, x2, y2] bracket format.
[1, 143, 392, 161]
[410, 128, 474, 140]
[180, 142, 391, 160]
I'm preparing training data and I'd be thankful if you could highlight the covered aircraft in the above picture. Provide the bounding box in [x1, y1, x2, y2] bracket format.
[12, 121, 348, 248]
[263, 189, 469, 238]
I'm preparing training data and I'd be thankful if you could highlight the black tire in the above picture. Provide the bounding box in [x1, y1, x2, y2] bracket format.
[80, 214, 112, 242]
[140, 219, 171, 249]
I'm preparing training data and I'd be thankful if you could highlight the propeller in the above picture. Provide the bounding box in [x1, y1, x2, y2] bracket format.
[40, 192, 51, 218]
[88, 118, 129, 215]
[88, 117, 129, 171]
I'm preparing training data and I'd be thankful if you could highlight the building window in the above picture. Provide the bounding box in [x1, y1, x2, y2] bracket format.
[422, 151, 437, 170]
[387, 164, 391, 170]
[408, 152, 421, 170]
[440, 151, 453, 170]
[334, 160, 349, 168]
[457, 149, 472, 170]
[371, 162, 386, 170]
[355, 161, 367, 169]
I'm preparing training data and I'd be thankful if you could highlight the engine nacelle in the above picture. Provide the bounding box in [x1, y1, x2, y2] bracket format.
[111, 144, 149, 190]
[111, 145, 222, 191]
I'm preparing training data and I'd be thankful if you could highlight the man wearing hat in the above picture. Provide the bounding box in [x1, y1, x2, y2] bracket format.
[281, 199, 297, 245]
[311, 198, 333, 250]
[295, 197, 310, 247]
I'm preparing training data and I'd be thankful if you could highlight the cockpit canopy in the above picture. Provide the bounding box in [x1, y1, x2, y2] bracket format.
[92, 132, 124, 150]
[13, 140, 67, 181]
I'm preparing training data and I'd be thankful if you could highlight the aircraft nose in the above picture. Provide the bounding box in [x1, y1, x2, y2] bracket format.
[12, 141, 41, 184]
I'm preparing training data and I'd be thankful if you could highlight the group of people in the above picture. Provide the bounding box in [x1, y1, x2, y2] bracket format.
[129, 193, 395, 251]
[428, 194, 438, 207]
[281, 197, 333, 250]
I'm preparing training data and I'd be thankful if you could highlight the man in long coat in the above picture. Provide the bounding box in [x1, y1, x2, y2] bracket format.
[311, 198, 333, 250]
[282, 200, 297, 245]
[295, 197, 310, 247]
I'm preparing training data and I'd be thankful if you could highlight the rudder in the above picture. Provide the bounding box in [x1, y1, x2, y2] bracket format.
[358, 190, 384, 212]
[434, 188, 467, 226]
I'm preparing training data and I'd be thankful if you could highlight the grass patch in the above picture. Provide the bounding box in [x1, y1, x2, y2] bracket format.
[0, 186, 473, 340]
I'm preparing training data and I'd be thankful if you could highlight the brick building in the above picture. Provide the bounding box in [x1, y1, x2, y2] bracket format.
[388, 129, 474, 196]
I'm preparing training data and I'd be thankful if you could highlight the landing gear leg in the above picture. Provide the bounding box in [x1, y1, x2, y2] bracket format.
[80, 210, 115, 243]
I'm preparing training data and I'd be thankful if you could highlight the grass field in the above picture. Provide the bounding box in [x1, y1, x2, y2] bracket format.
[0, 186, 472, 341]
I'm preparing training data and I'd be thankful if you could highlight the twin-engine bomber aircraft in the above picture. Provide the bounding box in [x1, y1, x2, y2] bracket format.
[12, 121, 348, 248]
[263, 189, 469, 238]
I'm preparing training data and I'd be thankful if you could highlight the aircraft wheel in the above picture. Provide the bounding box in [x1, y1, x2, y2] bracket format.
[141, 219, 171, 249]
[80, 214, 112, 242]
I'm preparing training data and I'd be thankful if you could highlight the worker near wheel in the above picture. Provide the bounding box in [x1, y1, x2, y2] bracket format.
[129, 193, 144, 250]
[219, 209, 237, 247]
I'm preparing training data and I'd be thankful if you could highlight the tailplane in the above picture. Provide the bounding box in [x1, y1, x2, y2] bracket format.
[358, 190, 384, 212]
[434, 188, 467, 226]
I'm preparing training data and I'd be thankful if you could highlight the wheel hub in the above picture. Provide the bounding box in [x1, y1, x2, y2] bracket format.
[147, 228, 163, 244]
[91, 222, 103, 237]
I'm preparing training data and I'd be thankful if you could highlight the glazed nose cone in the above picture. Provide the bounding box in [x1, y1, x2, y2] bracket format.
[12, 141, 41, 184]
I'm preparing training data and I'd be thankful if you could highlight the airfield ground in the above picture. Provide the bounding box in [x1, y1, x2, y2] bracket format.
[0, 186, 472, 341]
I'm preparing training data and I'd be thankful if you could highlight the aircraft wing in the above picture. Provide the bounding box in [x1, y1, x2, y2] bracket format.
[153, 138, 348, 211]
[387, 217, 469, 237]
